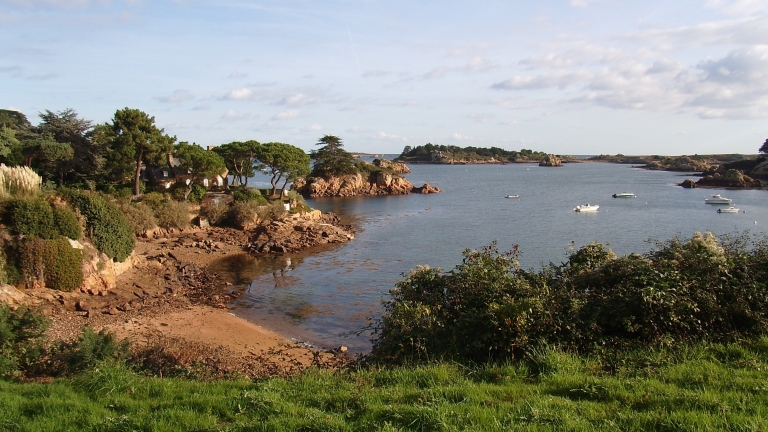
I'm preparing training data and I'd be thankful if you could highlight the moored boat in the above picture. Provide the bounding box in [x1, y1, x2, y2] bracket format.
[705, 194, 732, 204]
[574, 204, 599, 212]
[505, 195, 519, 199]
[612, 192, 635, 198]
[717, 207, 740, 213]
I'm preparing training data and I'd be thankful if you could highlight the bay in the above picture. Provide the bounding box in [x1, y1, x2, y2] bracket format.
[213, 162, 768, 354]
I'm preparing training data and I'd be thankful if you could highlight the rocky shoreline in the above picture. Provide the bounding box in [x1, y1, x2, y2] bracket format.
[0, 214, 356, 378]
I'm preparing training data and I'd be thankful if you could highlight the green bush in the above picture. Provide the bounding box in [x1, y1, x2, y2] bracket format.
[371, 233, 768, 365]
[255, 200, 287, 221]
[188, 184, 207, 203]
[232, 187, 268, 204]
[155, 201, 189, 230]
[3, 197, 57, 239]
[200, 202, 229, 226]
[120, 203, 157, 235]
[169, 183, 189, 202]
[51, 327, 131, 375]
[20, 237, 83, 292]
[0, 305, 49, 379]
[68, 192, 135, 262]
[53, 207, 82, 240]
[140, 191, 165, 210]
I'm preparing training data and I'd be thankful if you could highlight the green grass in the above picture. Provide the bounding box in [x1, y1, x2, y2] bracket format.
[3, 340, 768, 431]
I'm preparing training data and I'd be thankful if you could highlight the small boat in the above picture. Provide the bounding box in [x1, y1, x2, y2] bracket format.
[612, 192, 636, 198]
[574, 204, 599, 212]
[705, 194, 732, 204]
[505, 195, 519, 199]
[717, 207, 740, 213]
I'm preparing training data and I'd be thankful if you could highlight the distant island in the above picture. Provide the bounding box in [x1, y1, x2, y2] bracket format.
[394, 144, 578, 165]
[589, 153, 768, 189]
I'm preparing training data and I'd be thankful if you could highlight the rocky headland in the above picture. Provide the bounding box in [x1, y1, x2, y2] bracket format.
[293, 172, 441, 197]
[539, 154, 563, 167]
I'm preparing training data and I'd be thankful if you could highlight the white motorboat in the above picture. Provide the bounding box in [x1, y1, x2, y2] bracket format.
[717, 207, 740, 213]
[612, 192, 635, 198]
[705, 194, 732, 204]
[505, 195, 519, 199]
[574, 204, 599, 212]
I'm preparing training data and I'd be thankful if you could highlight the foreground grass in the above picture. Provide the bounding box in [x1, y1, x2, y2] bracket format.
[3, 340, 768, 431]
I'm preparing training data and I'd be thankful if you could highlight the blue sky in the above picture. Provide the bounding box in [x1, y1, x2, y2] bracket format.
[2, 0, 768, 155]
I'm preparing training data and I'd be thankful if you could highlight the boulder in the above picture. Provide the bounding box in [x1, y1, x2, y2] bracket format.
[681, 179, 698, 188]
[696, 168, 763, 188]
[415, 183, 442, 194]
[539, 154, 562, 167]
[750, 160, 768, 180]
[0, 284, 27, 306]
[294, 172, 429, 197]
[373, 159, 411, 174]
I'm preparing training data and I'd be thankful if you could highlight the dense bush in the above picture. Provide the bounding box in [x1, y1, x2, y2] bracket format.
[232, 187, 268, 204]
[155, 201, 189, 230]
[0, 305, 49, 379]
[53, 207, 82, 240]
[120, 202, 158, 235]
[49, 327, 131, 376]
[3, 198, 57, 239]
[67, 192, 135, 262]
[200, 201, 228, 226]
[141, 191, 165, 210]
[20, 237, 83, 292]
[229, 200, 260, 228]
[371, 233, 768, 365]
[188, 184, 207, 203]
[256, 201, 287, 221]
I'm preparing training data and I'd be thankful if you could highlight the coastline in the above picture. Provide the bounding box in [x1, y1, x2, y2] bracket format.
[41, 224, 351, 378]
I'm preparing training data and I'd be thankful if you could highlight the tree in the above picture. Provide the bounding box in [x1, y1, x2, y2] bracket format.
[258, 142, 311, 196]
[104, 108, 175, 196]
[173, 142, 227, 201]
[36, 109, 100, 186]
[212, 140, 261, 186]
[310, 135, 356, 178]
[0, 127, 18, 158]
[760, 139, 768, 154]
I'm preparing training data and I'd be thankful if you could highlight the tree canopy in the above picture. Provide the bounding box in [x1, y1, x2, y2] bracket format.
[760, 139, 767, 154]
[212, 140, 261, 186]
[310, 135, 356, 178]
[174, 142, 227, 200]
[103, 108, 176, 195]
[259, 142, 310, 196]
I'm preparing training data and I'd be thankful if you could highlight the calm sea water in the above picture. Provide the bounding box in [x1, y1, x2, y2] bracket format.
[211, 162, 768, 353]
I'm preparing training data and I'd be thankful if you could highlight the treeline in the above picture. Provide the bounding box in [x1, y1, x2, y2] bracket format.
[396, 143, 548, 162]
[0, 108, 359, 199]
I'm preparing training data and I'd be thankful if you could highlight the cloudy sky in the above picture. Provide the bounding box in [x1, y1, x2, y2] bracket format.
[2, 0, 768, 155]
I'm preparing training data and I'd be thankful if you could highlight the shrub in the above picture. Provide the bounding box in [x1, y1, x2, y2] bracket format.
[188, 184, 207, 203]
[155, 201, 189, 230]
[3, 197, 57, 239]
[50, 327, 131, 375]
[169, 183, 189, 202]
[232, 187, 268, 204]
[371, 233, 768, 365]
[53, 207, 82, 240]
[120, 203, 157, 235]
[255, 200, 287, 221]
[141, 191, 165, 210]
[229, 200, 260, 228]
[20, 237, 83, 292]
[200, 202, 229, 226]
[68, 192, 135, 262]
[0, 305, 49, 379]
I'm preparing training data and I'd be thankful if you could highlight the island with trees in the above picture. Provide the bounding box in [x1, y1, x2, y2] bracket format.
[395, 143, 576, 165]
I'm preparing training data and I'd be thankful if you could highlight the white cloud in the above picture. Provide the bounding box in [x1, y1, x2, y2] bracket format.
[156, 89, 193, 103]
[271, 109, 300, 120]
[301, 124, 322, 132]
[166, 122, 199, 129]
[221, 110, 249, 121]
[377, 131, 407, 141]
[450, 133, 473, 141]
[469, 113, 493, 123]
[276, 92, 314, 107]
[224, 87, 255, 100]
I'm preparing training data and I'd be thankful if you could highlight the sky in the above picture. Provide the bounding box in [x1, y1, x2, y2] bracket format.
[2, 0, 768, 155]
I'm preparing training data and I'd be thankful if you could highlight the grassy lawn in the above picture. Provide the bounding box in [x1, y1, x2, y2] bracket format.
[2, 340, 768, 431]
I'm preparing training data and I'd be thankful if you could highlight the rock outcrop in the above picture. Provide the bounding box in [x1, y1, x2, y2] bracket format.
[696, 169, 763, 188]
[681, 179, 698, 188]
[373, 158, 411, 173]
[539, 154, 563, 167]
[248, 212, 355, 254]
[293, 172, 441, 197]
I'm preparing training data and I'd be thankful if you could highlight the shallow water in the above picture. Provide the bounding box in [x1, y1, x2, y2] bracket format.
[212, 162, 768, 354]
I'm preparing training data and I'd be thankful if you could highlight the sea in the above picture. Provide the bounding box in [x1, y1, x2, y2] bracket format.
[209, 159, 768, 354]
